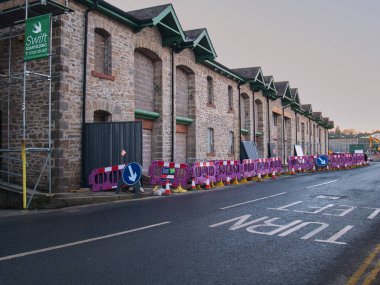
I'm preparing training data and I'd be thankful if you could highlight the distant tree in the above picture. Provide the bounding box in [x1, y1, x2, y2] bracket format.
[334, 125, 341, 135]
[342, 128, 358, 135]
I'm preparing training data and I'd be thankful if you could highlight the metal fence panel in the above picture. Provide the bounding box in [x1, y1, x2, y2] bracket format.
[83, 121, 142, 187]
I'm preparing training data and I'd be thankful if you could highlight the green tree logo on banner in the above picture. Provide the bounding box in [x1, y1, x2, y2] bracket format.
[24, 14, 51, 61]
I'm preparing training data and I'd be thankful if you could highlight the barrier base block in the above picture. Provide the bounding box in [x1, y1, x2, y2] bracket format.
[215, 180, 224, 187]
[239, 178, 248, 184]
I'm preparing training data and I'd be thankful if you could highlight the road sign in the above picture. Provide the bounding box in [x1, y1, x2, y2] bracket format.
[24, 14, 51, 61]
[316, 155, 329, 167]
[122, 162, 142, 186]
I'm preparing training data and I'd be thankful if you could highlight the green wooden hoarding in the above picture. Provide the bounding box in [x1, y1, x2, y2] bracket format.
[24, 14, 51, 61]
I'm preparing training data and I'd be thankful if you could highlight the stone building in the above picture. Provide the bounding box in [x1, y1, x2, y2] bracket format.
[0, 0, 334, 193]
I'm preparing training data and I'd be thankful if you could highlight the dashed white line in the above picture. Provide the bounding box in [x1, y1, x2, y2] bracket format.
[0, 221, 171, 262]
[220, 192, 287, 210]
[306, 180, 338, 189]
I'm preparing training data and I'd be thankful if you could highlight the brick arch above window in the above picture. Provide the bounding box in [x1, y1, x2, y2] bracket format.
[93, 110, 112, 122]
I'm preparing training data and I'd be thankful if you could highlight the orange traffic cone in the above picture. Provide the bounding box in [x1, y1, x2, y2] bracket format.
[291, 167, 296, 175]
[163, 180, 171, 195]
[271, 170, 277, 179]
[205, 175, 211, 190]
[225, 176, 231, 185]
[191, 178, 196, 190]
[311, 165, 316, 172]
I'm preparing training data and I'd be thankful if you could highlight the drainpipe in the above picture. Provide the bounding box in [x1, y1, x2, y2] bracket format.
[81, 2, 97, 186]
[252, 92, 256, 143]
[282, 103, 292, 163]
[309, 118, 312, 154]
[295, 111, 298, 145]
[267, 97, 270, 157]
[238, 83, 242, 161]
[171, 46, 175, 162]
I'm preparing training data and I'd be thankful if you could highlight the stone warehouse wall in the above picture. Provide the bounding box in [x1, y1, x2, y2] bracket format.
[0, 1, 329, 193]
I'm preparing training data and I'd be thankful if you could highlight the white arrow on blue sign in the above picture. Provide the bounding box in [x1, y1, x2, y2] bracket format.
[316, 155, 329, 167]
[122, 162, 142, 185]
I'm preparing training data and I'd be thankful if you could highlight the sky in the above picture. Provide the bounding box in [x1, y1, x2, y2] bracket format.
[107, 0, 380, 132]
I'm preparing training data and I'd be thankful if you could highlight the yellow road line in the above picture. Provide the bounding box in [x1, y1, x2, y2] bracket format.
[347, 244, 380, 285]
[362, 260, 380, 285]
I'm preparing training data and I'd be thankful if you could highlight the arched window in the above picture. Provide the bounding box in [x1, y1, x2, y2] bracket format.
[228, 85, 233, 111]
[207, 76, 214, 105]
[94, 28, 111, 75]
[94, 110, 111, 122]
[207, 128, 214, 153]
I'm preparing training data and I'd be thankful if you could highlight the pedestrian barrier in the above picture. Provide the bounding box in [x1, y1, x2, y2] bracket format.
[189, 161, 217, 186]
[256, 158, 270, 177]
[269, 157, 282, 174]
[215, 160, 241, 182]
[241, 159, 256, 179]
[306, 155, 317, 171]
[88, 163, 126, 192]
[149, 160, 189, 187]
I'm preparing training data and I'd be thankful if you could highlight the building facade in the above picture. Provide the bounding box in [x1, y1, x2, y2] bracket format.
[0, 0, 334, 193]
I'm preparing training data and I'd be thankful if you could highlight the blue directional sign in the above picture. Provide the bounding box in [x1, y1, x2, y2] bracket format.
[316, 155, 329, 167]
[122, 162, 142, 186]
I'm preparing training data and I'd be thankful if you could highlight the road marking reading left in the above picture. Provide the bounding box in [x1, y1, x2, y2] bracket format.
[220, 192, 287, 210]
[306, 180, 338, 189]
[0, 221, 171, 262]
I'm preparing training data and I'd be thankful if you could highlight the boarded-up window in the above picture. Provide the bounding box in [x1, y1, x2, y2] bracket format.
[207, 128, 214, 153]
[228, 131, 235, 154]
[228, 85, 233, 111]
[94, 28, 111, 75]
[207, 76, 214, 105]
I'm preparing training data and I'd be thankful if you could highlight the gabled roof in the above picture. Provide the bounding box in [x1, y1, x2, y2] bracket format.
[301, 104, 313, 116]
[127, 4, 186, 47]
[203, 60, 244, 83]
[231, 67, 266, 91]
[274, 81, 292, 103]
[312, 112, 323, 122]
[183, 28, 217, 62]
[261, 75, 277, 99]
[290, 88, 301, 105]
[126, 4, 169, 22]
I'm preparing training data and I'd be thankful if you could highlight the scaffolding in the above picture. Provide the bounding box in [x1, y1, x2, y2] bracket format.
[0, 0, 72, 208]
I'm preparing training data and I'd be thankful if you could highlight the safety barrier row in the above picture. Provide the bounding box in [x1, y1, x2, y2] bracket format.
[89, 153, 367, 191]
[288, 153, 367, 173]
[149, 158, 281, 189]
[329, 153, 365, 169]
[88, 164, 126, 192]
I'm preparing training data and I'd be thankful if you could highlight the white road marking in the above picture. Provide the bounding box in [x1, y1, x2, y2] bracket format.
[315, 225, 354, 245]
[364, 207, 380, 220]
[316, 195, 341, 200]
[220, 192, 287, 210]
[306, 180, 338, 189]
[0, 221, 171, 262]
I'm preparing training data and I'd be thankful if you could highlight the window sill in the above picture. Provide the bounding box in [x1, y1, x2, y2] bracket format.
[206, 152, 215, 157]
[92, 70, 115, 81]
[206, 103, 216, 109]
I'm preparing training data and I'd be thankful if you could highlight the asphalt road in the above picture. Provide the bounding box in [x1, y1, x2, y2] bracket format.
[1, 163, 380, 285]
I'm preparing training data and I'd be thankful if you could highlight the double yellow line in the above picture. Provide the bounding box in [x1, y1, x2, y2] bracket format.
[347, 244, 380, 285]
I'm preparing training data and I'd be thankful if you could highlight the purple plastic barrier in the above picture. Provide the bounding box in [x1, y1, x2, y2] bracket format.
[88, 164, 126, 192]
[241, 159, 256, 178]
[214, 160, 241, 181]
[329, 154, 345, 169]
[149, 161, 189, 187]
[306, 155, 317, 171]
[269, 157, 282, 174]
[256, 158, 269, 176]
[189, 161, 217, 185]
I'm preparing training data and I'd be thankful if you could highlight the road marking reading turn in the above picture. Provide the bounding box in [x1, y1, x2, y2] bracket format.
[220, 192, 287, 210]
[0, 221, 171, 262]
[306, 180, 338, 189]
